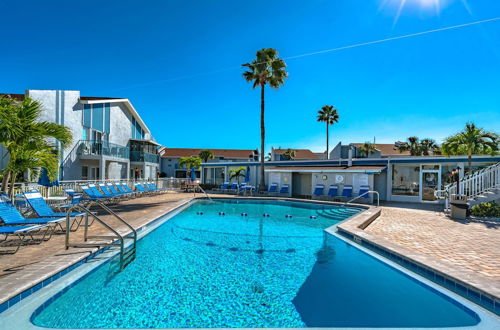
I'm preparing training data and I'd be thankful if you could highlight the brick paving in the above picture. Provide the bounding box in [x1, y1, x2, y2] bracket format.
[364, 202, 500, 281]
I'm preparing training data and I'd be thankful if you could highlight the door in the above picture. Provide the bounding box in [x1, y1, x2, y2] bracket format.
[421, 170, 440, 202]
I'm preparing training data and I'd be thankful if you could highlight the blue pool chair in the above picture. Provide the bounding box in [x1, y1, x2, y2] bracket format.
[279, 184, 289, 194]
[121, 183, 138, 196]
[227, 182, 239, 192]
[149, 182, 167, 193]
[219, 182, 230, 191]
[267, 183, 278, 194]
[0, 197, 65, 231]
[135, 183, 152, 195]
[99, 183, 119, 198]
[80, 185, 110, 201]
[23, 191, 84, 218]
[342, 185, 353, 199]
[358, 185, 370, 198]
[106, 183, 130, 198]
[313, 184, 325, 197]
[0, 224, 48, 254]
[328, 185, 339, 197]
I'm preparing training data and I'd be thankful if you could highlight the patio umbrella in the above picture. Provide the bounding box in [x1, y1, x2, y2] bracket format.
[245, 166, 250, 183]
[38, 168, 59, 187]
[191, 168, 197, 181]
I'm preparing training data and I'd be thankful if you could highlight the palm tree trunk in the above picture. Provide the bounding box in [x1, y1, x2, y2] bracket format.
[8, 171, 16, 200]
[468, 155, 472, 175]
[326, 123, 329, 160]
[259, 84, 266, 191]
[0, 171, 9, 193]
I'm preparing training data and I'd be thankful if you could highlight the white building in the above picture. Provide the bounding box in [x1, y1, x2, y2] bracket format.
[0, 90, 160, 181]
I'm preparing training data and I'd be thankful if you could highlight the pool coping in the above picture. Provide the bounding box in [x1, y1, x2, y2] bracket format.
[0, 197, 498, 329]
[336, 206, 500, 315]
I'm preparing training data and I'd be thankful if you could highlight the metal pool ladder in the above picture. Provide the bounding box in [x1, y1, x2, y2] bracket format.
[65, 200, 137, 270]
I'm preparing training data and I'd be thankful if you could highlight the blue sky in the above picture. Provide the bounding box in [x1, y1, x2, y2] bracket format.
[1, 0, 499, 152]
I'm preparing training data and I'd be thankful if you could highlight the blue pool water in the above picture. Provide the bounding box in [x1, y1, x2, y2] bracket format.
[32, 199, 479, 328]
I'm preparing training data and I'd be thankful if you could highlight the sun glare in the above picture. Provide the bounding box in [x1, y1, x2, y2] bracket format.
[380, 0, 459, 25]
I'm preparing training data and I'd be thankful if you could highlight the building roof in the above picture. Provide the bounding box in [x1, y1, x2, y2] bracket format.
[79, 96, 123, 101]
[160, 148, 258, 158]
[273, 148, 319, 159]
[266, 165, 386, 173]
[351, 143, 410, 156]
[0, 93, 25, 101]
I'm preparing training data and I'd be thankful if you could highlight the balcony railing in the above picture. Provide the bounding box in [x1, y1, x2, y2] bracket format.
[77, 140, 129, 159]
[130, 151, 160, 163]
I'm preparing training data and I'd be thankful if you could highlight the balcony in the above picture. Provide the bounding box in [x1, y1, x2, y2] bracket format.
[77, 140, 129, 159]
[130, 151, 160, 163]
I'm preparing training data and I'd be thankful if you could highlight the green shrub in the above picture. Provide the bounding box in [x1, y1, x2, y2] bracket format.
[470, 202, 500, 218]
[199, 184, 218, 191]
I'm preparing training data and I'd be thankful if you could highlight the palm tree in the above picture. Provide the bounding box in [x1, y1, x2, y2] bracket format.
[282, 148, 296, 160]
[265, 152, 272, 161]
[178, 156, 201, 171]
[316, 105, 340, 159]
[420, 138, 440, 156]
[358, 142, 377, 158]
[198, 149, 214, 163]
[0, 96, 72, 196]
[229, 167, 246, 184]
[395, 136, 422, 156]
[442, 123, 499, 173]
[242, 48, 288, 191]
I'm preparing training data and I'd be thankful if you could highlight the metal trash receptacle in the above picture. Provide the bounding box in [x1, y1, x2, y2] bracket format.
[450, 194, 468, 220]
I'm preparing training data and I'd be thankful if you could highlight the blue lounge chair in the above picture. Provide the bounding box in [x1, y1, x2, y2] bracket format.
[342, 185, 353, 199]
[149, 182, 167, 193]
[0, 224, 48, 254]
[267, 183, 278, 194]
[23, 191, 84, 218]
[328, 185, 339, 197]
[0, 197, 66, 231]
[313, 184, 325, 197]
[99, 183, 120, 198]
[279, 184, 289, 194]
[106, 183, 130, 198]
[23, 191, 85, 230]
[227, 182, 238, 193]
[219, 182, 230, 191]
[80, 185, 110, 201]
[358, 185, 370, 198]
[135, 183, 151, 195]
[120, 183, 138, 196]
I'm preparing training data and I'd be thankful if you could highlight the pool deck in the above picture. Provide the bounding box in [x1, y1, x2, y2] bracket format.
[1, 194, 499, 312]
[338, 201, 500, 304]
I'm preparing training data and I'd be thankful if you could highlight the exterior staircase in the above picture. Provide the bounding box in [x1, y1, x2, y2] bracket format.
[440, 162, 500, 210]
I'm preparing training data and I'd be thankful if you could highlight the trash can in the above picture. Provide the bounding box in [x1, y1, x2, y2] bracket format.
[450, 194, 468, 220]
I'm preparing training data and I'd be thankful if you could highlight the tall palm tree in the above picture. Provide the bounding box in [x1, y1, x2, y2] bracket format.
[229, 167, 246, 184]
[442, 123, 499, 173]
[316, 105, 339, 159]
[198, 149, 214, 163]
[242, 48, 288, 191]
[358, 142, 377, 158]
[282, 148, 296, 160]
[0, 96, 72, 195]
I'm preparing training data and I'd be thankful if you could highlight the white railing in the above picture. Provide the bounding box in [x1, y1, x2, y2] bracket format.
[438, 162, 500, 210]
[1, 178, 191, 198]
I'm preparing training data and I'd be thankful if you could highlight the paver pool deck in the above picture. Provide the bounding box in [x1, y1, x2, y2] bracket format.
[1, 195, 499, 308]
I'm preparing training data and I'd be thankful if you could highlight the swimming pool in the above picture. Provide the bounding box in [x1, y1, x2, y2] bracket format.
[3, 199, 497, 328]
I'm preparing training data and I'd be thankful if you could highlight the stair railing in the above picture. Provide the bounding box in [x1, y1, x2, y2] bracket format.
[437, 162, 500, 210]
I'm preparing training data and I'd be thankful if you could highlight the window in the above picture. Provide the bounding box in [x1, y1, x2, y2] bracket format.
[92, 104, 103, 131]
[104, 103, 110, 134]
[392, 164, 420, 196]
[83, 104, 91, 127]
[131, 116, 145, 139]
[83, 103, 110, 133]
